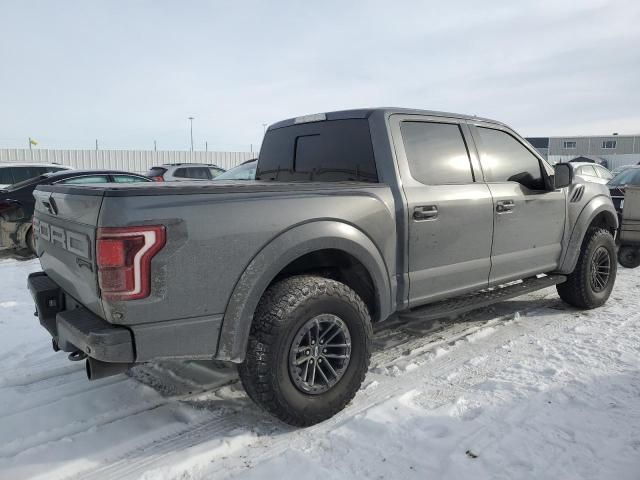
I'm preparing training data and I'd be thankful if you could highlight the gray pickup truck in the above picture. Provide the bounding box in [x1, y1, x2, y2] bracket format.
[28, 108, 619, 426]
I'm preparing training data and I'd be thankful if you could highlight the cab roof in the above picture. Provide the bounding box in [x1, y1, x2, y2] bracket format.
[268, 107, 506, 131]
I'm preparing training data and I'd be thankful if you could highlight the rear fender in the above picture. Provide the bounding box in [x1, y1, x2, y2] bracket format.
[216, 220, 392, 362]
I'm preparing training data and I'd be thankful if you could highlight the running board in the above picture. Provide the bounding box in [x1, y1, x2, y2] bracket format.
[398, 274, 567, 323]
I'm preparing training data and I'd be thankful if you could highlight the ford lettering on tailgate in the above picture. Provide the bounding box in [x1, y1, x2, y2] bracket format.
[34, 220, 91, 259]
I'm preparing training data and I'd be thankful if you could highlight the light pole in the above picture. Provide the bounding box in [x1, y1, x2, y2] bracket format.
[262, 123, 267, 136]
[188, 116, 195, 152]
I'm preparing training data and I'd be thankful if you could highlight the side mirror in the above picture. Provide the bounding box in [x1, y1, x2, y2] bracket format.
[553, 163, 573, 189]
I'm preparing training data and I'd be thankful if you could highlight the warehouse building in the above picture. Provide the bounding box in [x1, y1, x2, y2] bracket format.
[526, 134, 640, 170]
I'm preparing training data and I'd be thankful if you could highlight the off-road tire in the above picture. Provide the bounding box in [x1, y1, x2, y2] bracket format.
[618, 246, 640, 269]
[238, 275, 372, 426]
[26, 227, 37, 256]
[557, 227, 617, 308]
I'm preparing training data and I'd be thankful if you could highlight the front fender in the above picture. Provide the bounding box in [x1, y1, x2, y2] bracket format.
[557, 194, 618, 274]
[215, 220, 392, 362]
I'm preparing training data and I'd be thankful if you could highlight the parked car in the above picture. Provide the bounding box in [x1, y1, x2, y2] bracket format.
[615, 184, 640, 268]
[214, 159, 257, 180]
[28, 108, 619, 427]
[608, 166, 640, 216]
[611, 165, 634, 177]
[0, 169, 150, 252]
[0, 163, 72, 190]
[571, 162, 613, 185]
[146, 163, 225, 182]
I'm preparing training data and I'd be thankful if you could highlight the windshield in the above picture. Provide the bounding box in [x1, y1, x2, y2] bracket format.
[215, 160, 257, 180]
[608, 168, 640, 186]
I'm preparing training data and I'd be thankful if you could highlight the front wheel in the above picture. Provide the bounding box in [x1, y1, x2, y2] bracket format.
[238, 275, 372, 426]
[557, 227, 617, 309]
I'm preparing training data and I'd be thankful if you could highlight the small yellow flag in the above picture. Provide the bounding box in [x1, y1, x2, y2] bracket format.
[29, 137, 38, 146]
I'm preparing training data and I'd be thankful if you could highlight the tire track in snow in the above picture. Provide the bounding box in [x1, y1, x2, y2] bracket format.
[0, 363, 85, 388]
[0, 361, 240, 461]
[72, 298, 553, 480]
[0, 374, 129, 419]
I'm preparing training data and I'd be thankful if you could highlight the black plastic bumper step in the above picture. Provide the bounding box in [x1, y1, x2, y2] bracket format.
[57, 308, 135, 363]
[398, 274, 566, 323]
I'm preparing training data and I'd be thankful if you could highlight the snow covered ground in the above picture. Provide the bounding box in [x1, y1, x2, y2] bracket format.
[0, 255, 639, 480]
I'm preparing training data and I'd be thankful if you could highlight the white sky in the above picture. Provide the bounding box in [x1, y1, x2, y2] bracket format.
[1, 0, 639, 151]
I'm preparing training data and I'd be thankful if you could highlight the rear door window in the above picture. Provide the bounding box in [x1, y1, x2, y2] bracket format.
[578, 165, 597, 177]
[400, 121, 474, 184]
[476, 127, 545, 190]
[189, 167, 211, 179]
[208, 167, 224, 178]
[58, 175, 110, 184]
[0, 168, 14, 185]
[111, 175, 150, 183]
[594, 165, 613, 180]
[11, 166, 45, 183]
[257, 119, 378, 182]
[174, 167, 210, 179]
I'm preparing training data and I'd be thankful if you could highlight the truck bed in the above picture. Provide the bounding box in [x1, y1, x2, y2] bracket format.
[32, 180, 396, 361]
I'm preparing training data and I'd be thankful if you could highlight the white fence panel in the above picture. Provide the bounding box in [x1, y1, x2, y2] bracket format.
[0, 149, 255, 173]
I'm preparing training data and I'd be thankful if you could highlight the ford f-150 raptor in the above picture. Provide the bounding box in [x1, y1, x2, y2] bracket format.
[28, 108, 619, 426]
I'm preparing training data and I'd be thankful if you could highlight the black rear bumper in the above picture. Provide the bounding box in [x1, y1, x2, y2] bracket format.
[27, 272, 135, 362]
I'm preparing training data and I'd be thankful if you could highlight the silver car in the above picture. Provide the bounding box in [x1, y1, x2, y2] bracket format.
[146, 163, 225, 182]
[570, 162, 613, 185]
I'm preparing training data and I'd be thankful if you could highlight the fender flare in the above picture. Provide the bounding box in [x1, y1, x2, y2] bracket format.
[557, 195, 618, 274]
[215, 220, 392, 362]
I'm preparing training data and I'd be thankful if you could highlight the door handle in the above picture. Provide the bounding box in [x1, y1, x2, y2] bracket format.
[496, 200, 515, 213]
[413, 205, 438, 221]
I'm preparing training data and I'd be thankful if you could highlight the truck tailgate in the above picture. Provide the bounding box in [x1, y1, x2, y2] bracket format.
[33, 188, 104, 317]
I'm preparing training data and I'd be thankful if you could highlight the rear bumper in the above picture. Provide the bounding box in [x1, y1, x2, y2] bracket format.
[28, 272, 134, 362]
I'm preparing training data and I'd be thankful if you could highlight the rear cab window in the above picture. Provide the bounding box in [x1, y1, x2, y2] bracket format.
[257, 119, 378, 182]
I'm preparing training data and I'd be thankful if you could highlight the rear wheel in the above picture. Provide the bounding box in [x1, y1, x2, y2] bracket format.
[26, 227, 37, 256]
[238, 275, 372, 426]
[557, 228, 617, 308]
[618, 246, 640, 268]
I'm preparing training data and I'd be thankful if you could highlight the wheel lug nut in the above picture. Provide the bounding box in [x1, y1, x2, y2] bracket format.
[318, 358, 322, 363]
[310, 359, 314, 363]
[306, 350, 310, 355]
[323, 349, 327, 353]
[311, 340, 315, 345]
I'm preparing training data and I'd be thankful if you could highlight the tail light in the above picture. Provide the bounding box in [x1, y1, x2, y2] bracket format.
[97, 225, 166, 301]
[151, 176, 164, 182]
[0, 199, 20, 214]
